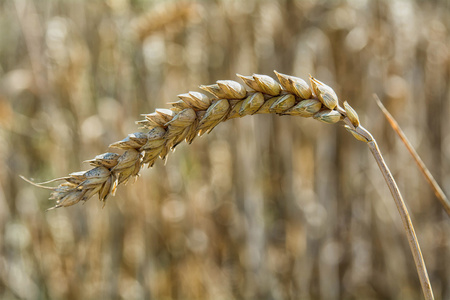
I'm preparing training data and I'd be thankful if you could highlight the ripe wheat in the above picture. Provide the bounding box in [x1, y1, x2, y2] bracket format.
[31, 71, 369, 209]
[24, 71, 434, 299]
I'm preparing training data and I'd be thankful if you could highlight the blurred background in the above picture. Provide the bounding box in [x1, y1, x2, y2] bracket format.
[1, 0, 449, 299]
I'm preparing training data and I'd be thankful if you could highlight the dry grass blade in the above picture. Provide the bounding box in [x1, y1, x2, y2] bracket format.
[374, 95, 450, 217]
[24, 72, 435, 300]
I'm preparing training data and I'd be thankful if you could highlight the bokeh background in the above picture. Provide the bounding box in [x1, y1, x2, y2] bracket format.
[1, 0, 449, 299]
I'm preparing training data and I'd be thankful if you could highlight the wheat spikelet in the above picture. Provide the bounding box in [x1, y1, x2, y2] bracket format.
[29, 71, 370, 210]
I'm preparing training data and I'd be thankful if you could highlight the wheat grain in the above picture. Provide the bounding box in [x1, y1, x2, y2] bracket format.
[35, 71, 366, 209]
[24, 71, 434, 299]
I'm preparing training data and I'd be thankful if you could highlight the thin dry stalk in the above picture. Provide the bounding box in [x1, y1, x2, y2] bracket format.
[375, 95, 450, 217]
[366, 138, 433, 299]
[24, 71, 434, 299]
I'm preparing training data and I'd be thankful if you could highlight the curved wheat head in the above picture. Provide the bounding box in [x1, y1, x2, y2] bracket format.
[23, 72, 372, 209]
[23, 71, 434, 299]
[27, 71, 369, 209]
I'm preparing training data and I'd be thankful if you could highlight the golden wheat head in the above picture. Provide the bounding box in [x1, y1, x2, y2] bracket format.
[27, 71, 372, 210]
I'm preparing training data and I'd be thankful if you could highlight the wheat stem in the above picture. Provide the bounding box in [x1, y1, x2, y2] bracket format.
[339, 105, 434, 299]
[362, 129, 434, 300]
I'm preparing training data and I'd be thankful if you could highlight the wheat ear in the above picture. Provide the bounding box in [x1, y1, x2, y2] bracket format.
[24, 71, 434, 299]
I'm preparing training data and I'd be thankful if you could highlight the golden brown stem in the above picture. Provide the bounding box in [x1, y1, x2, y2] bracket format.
[375, 96, 450, 217]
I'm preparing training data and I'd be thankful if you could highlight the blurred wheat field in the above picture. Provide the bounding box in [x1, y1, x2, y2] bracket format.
[1, 0, 449, 299]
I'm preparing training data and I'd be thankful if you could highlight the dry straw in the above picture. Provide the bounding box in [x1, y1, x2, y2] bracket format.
[23, 71, 434, 299]
[375, 96, 450, 217]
